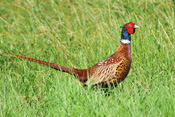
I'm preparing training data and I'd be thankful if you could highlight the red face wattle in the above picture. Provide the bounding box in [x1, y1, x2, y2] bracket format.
[124, 22, 135, 34]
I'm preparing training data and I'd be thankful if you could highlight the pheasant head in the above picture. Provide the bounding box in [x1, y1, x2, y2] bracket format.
[120, 22, 139, 44]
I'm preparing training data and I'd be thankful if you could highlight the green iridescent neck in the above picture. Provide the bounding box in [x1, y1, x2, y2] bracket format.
[120, 28, 131, 44]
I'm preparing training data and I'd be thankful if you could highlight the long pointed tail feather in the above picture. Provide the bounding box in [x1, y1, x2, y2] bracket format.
[4, 53, 75, 75]
[2, 53, 89, 82]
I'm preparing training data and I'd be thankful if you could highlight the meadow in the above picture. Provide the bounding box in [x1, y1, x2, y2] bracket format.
[0, 0, 174, 116]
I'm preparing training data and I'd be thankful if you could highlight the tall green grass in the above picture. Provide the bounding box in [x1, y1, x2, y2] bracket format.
[0, 0, 174, 116]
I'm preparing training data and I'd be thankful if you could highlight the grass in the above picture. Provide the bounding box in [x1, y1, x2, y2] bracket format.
[0, 0, 174, 116]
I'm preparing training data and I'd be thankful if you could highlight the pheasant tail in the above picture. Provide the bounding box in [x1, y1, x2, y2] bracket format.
[5, 53, 75, 75]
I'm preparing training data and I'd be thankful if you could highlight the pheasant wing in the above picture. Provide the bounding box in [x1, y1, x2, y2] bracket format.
[85, 57, 123, 85]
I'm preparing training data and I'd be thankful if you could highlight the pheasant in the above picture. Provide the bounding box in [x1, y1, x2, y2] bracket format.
[3, 22, 139, 87]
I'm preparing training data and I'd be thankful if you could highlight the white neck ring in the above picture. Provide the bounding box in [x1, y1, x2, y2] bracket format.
[121, 39, 130, 44]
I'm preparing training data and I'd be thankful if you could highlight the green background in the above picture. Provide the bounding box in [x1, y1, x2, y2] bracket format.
[0, 0, 174, 116]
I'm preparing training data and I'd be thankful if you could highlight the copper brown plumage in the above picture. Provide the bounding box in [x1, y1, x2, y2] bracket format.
[3, 22, 139, 87]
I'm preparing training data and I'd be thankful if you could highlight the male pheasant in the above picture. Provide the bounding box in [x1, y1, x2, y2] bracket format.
[4, 22, 139, 87]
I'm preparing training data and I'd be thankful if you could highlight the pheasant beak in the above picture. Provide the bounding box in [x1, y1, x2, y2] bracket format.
[120, 26, 124, 28]
[133, 25, 139, 29]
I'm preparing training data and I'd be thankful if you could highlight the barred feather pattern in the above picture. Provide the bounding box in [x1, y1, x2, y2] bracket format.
[85, 57, 123, 85]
